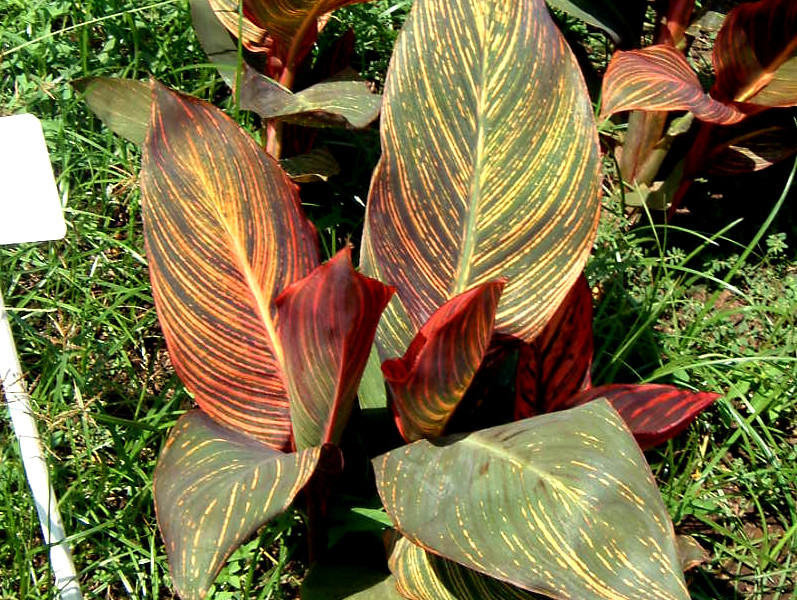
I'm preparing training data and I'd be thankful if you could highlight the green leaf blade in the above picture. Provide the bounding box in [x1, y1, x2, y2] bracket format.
[154, 410, 322, 599]
[373, 400, 690, 600]
[75, 77, 151, 144]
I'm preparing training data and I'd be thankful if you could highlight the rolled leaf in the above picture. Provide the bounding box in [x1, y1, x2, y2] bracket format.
[600, 45, 745, 124]
[75, 77, 151, 144]
[389, 535, 543, 599]
[544, 0, 646, 46]
[361, 0, 602, 360]
[241, 68, 382, 129]
[374, 400, 690, 600]
[711, 0, 797, 107]
[275, 247, 394, 449]
[140, 81, 319, 450]
[515, 274, 593, 420]
[154, 410, 322, 600]
[382, 280, 505, 442]
[567, 384, 720, 449]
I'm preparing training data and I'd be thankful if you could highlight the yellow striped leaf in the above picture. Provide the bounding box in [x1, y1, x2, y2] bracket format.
[601, 45, 746, 124]
[154, 410, 322, 600]
[360, 0, 601, 361]
[383, 280, 505, 442]
[390, 535, 544, 600]
[373, 400, 690, 600]
[276, 247, 394, 449]
[712, 0, 797, 107]
[140, 81, 319, 450]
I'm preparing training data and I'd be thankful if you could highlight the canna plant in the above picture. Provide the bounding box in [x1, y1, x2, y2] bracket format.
[79, 0, 722, 597]
[597, 0, 797, 215]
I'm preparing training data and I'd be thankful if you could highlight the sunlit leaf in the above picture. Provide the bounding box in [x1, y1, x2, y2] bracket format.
[361, 0, 601, 360]
[389, 535, 544, 599]
[515, 274, 593, 420]
[382, 280, 505, 442]
[374, 400, 690, 600]
[712, 0, 797, 107]
[567, 384, 720, 448]
[75, 77, 150, 144]
[601, 45, 746, 124]
[140, 81, 319, 450]
[544, 0, 646, 46]
[240, 69, 382, 128]
[190, 0, 241, 86]
[154, 410, 321, 600]
[276, 247, 394, 449]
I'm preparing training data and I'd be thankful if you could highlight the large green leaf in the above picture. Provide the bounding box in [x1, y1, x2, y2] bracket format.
[711, 0, 797, 107]
[383, 280, 504, 442]
[302, 564, 406, 599]
[240, 68, 382, 129]
[545, 0, 646, 46]
[74, 77, 151, 144]
[361, 0, 601, 360]
[600, 45, 745, 124]
[190, 0, 241, 86]
[373, 400, 690, 600]
[389, 535, 543, 599]
[140, 81, 319, 450]
[154, 410, 322, 600]
[276, 247, 394, 449]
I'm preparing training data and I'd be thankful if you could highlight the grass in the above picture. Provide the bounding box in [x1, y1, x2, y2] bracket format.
[1, 0, 796, 598]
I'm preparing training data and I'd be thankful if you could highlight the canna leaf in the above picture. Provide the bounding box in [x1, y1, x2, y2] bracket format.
[567, 384, 720, 449]
[74, 77, 151, 145]
[515, 274, 593, 420]
[275, 247, 394, 449]
[676, 534, 709, 572]
[240, 68, 382, 129]
[374, 400, 690, 600]
[389, 535, 544, 599]
[190, 0, 241, 86]
[361, 0, 601, 360]
[279, 146, 341, 182]
[711, 0, 797, 107]
[382, 280, 505, 442]
[544, 0, 646, 46]
[140, 81, 319, 450]
[302, 564, 406, 599]
[600, 45, 746, 124]
[154, 410, 322, 600]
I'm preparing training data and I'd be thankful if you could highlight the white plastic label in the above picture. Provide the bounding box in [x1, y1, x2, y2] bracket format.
[0, 114, 66, 245]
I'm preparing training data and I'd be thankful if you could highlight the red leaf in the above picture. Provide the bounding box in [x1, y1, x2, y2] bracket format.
[515, 274, 593, 419]
[383, 280, 506, 442]
[141, 81, 319, 450]
[275, 247, 394, 449]
[601, 44, 745, 124]
[712, 0, 797, 108]
[568, 384, 720, 449]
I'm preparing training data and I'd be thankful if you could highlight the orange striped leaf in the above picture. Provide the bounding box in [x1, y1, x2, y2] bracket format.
[382, 280, 505, 442]
[276, 247, 394, 449]
[154, 410, 322, 599]
[706, 112, 797, 175]
[567, 384, 720, 449]
[389, 535, 544, 599]
[361, 0, 601, 360]
[712, 0, 797, 107]
[601, 44, 746, 124]
[140, 81, 319, 450]
[374, 400, 690, 600]
[514, 274, 593, 420]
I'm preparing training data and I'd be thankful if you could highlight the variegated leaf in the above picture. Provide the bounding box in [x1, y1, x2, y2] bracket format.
[515, 274, 593, 419]
[154, 410, 321, 599]
[544, 0, 646, 46]
[567, 384, 720, 449]
[382, 280, 505, 442]
[712, 0, 797, 107]
[389, 535, 544, 599]
[75, 77, 151, 144]
[141, 81, 319, 450]
[275, 247, 394, 449]
[301, 562, 406, 599]
[601, 45, 745, 124]
[374, 400, 690, 600]
[361, 0, 601, 360]
[279, 146, 341, 182]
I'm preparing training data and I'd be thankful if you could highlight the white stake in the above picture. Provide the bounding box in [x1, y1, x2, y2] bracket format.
[0, 113, 83, 599]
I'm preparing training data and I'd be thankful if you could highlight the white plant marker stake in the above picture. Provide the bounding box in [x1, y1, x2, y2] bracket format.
[0, 114, 83, 600]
